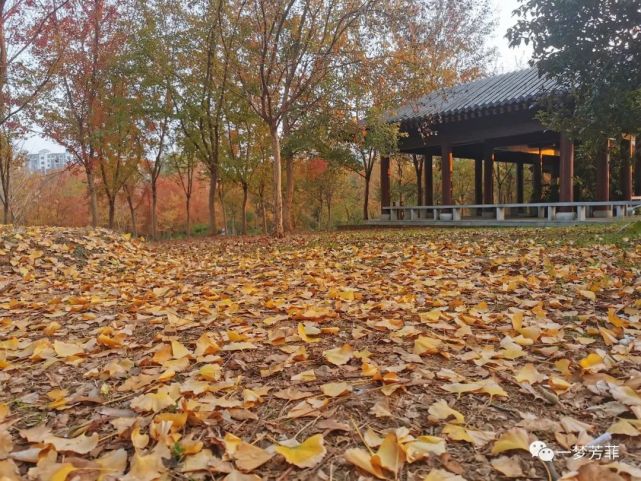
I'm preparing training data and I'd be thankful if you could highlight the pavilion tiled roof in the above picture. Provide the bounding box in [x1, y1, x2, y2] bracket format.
[389, 67, 559, 124]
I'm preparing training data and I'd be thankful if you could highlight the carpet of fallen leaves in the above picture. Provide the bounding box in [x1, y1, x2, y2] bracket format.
[1, 225, 641, 481]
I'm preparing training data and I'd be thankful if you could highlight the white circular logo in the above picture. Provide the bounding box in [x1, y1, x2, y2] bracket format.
[529, 441, 555, 460]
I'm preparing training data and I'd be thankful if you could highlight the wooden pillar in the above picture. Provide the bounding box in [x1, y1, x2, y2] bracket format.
[635, 142, 641, 196]
[620, 136, 634, 201]
[380, 156, 390, 214]
[594, 139, 611, 216]
[474, 157, 483, 215]
[441, 144, 453, 206]
[532, 149, 543, 202]
[424, 153, 433, 206]
[516, 162, 524, 204]
[596, 139, 610, 202]
[483, 144, 494, 204]
[559, 133, 574, 203]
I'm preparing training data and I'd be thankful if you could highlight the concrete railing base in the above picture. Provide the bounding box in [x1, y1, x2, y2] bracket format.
[556, 212, 576, 221]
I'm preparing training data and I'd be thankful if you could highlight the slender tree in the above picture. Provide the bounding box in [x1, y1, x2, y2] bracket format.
[0, 0, 69, 223]
[230, 0, 377, 237]
[131, 0, 178, 238]
[174, 0, 235, 236]
[97, 77, 141, 228]
[38, 0, 128, 227]
[169, 146, 198, 236]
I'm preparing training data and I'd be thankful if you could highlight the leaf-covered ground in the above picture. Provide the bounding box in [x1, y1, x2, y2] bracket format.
[1, 225, 641, 481]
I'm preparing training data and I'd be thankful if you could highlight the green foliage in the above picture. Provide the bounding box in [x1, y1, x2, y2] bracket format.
[508, 0, 641, 140]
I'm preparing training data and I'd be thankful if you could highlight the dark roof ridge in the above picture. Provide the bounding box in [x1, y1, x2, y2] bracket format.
[388, 67, 559, 123]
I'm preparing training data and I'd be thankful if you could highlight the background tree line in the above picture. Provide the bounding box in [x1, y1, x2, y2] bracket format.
[0, 0, 494, 237]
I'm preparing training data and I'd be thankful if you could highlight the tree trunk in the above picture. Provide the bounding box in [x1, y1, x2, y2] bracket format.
[218, 182, 227, 234]
[208, 169, 217, 235]
[2, 199, 8, 224]
[327, 195, 332, 230]
[363, 171, 371, 220]
[284, 150, 294, 231]
[86, 168, 99, 228]
[185, 195, 192, 237]
[107, 197, 116, 229]
[126, 192, 137, 237]
[241, 182, 248, 235]
[260, 196, 267, 235]
[151, 180, 158, 239]
[270, 126, 284, 238]
[412, 154, 423, 206]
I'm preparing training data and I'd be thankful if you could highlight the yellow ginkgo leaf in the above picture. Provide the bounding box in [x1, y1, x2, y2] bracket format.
[607, 308, 628, 328]
[122, 452, 166, 481]
[344, 448, 386, 479]
[414, 336, 443, 355]
[419, 309, 441, 323]
[491, 428, 530, 455]
[323, 344, 353, 366]
[297, 323, 321, 343]
[130, 390, 176, 413]
[423, 469, 467, 481]
[223, 470, 262, 481]
[428, 400, 464, 424]
[275, 434, 326, 468]
[291, 370, 316, 382]
[404, 436, 446, 463]
[608, 419, 641, 436]
[514, 363, 546, 384]
[43, 321, 61, 336]
[96, 449, 127, 481]
[223, 342, 257, 351]
[579, 289, 596, 301]
[442, 424, 473, 443]
[223, 433, 242, 457]
[371, 433, 404, 474]
[53, 341, 84, 358]
[579, 352, 604, 370]
[320, 382, 352, 398]
[131, 426, 149, 450]
[548, 376, 572, 393]
[608, 383, 641, 406]
[479, 379, 508, 397]
[171, 340, 190, 359]
[49, 463, 77, 481]
[199, 364, 222, 381]
[0, 403, 9, 422]
[194, 334, 220, 356]
[554, 358, 572, 377]
[234, 441, 273, 472]
[443, 425, 495, 448]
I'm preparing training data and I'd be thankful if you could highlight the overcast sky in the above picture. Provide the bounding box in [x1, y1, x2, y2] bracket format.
[25, 0, 533, 153]
[490, 0, 533, 72]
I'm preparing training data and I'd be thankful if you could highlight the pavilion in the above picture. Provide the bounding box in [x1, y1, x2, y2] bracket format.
[378, 68, 641, 223]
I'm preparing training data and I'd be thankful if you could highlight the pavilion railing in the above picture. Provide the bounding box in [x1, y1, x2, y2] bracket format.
[381, 200, 641, 222]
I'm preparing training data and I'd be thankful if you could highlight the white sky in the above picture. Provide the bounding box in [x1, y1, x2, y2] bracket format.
[24, 0, 532, 153]
[489, 0, 533, 73]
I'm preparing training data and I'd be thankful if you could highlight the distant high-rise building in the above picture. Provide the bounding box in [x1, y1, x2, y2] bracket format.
[27, 149, 73, 172]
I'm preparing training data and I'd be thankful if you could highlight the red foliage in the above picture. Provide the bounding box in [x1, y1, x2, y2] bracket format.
[307, 158, 328, 178]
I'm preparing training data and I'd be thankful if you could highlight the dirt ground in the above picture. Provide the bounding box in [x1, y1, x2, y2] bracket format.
[1, 225, 640, 481]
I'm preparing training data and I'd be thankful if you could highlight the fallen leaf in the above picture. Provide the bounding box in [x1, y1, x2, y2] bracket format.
[323, 344, 354, 365]
[344, 448, 386, 479]
[491, 455, 523, 477]
[491, 428, 530, 455]
[275, 434, 326, 468]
